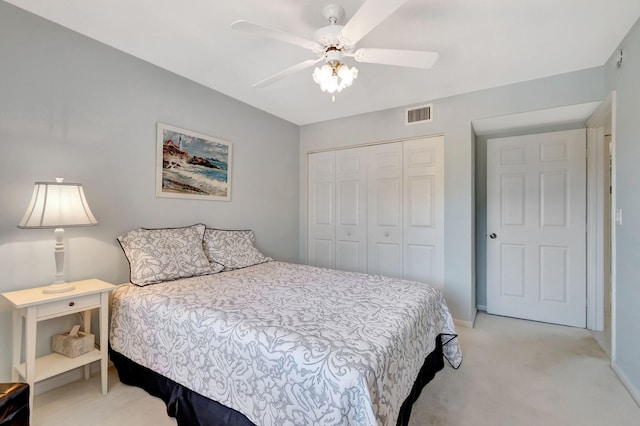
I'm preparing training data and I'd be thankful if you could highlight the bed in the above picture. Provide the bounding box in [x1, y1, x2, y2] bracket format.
[109, 225, 462, 426]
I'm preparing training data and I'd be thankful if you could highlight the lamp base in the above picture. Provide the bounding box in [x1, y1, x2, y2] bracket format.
[42, 282, 76, 294]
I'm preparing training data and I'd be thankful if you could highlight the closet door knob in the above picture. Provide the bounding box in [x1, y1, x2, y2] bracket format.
[384, 231, 389, 237]
[489, 233, 497, 239]
[346, 231, 352, 236]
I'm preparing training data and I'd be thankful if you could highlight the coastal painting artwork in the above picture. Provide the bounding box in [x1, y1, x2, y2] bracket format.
[156, 123, 232, 201]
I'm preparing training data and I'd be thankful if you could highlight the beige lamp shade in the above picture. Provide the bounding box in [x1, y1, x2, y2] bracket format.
[18, 179, 97, 229]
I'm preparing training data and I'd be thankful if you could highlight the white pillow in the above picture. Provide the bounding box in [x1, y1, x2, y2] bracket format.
[203, 229, 272, 270]
[118, 224, 223, 286]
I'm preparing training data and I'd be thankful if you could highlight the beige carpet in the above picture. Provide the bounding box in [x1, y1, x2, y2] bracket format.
[33, 312, 639, 425]
[409, 313, 639, 426]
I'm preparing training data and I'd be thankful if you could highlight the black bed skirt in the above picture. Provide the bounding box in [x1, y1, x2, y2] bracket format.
[110, 335, 445, 426]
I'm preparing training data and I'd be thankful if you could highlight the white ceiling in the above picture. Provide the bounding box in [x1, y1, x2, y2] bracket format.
[6, 0, 640, 125]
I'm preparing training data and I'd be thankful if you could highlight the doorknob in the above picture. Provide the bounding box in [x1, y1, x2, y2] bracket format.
[489, 233, 497, 239]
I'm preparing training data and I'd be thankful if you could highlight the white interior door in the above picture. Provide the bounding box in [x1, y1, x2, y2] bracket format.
[403, 136, 445, 289]
[368, 142, 403, 278]
[486, 129, 587, 327]
[335, 148, 367, 273]
[308, 151, 335, 269]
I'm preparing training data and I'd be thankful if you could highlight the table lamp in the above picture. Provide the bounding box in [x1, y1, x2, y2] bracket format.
[18, 178, 98, 293]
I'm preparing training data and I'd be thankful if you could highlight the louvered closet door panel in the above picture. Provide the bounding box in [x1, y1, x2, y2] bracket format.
[308, 151, 335, 269]
[367, 142, 403, 278]
[335, 148, 367, 273]
[403, 137, 444, 289]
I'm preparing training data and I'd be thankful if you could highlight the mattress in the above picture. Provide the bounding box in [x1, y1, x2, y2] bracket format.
[110, 261, 462, 425]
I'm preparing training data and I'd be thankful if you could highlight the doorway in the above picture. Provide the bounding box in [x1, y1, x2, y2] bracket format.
[473, 100, 615, 341]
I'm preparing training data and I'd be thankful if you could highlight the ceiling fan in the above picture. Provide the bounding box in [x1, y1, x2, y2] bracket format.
[231, 0, 438, 97]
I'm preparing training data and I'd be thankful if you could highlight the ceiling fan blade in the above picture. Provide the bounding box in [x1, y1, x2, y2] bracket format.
[231, 20, 323, 52]
[340, 0, 409, 46]
[253, 58, 323, 88]
[353, 48, 439, 69]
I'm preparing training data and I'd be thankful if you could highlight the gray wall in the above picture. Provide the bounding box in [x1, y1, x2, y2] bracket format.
[605, 16, 640, 402]
[300, 68, 604, 323]
[0, 3, 299, 381]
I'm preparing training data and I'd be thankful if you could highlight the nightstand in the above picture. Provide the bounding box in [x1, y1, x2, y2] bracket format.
[1, 279, 115, 409]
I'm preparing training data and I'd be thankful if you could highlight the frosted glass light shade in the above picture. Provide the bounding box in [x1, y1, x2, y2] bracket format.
[312, 61, 358, 95]
[18, 179, 98, 229]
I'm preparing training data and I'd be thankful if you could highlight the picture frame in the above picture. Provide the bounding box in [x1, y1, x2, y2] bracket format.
[156, 122, 232, 201]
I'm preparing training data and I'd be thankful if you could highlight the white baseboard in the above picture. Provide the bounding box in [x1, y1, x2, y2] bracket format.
[454, 308, 477, 328]
[477, 304, 487, 312]
[33, 361, 110, 396]
[612, 361, 640, 408]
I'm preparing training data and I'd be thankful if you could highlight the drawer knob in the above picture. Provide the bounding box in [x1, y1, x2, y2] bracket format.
[69, 301, 75, 307]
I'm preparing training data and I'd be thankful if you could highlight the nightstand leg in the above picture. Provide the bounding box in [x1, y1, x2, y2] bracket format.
[83, 309, 92, 380]
[11, 309, 22, 381]
[100, 293, 108, 394]
[25, 306, 37, 409]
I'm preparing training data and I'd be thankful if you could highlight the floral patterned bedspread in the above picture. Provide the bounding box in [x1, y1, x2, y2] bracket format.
[110, 261, 462, 426]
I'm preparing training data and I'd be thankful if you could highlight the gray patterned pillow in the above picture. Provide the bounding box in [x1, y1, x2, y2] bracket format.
[203, 229, 272, 270]
[118, 224, 223, 286]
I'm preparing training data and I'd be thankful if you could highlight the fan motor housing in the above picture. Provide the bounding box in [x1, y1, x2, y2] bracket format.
[324, 47, 343, 62]
[314, 25, 344, 48]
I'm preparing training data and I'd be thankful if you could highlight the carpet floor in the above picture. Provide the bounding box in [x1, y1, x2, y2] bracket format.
[33, 312, 639, 425]
[408, 313, 639, 426]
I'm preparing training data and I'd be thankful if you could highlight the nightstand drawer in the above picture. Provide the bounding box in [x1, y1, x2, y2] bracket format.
[37, 293, 100, 319]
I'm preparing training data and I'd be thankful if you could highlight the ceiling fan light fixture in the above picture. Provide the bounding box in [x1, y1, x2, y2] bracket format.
[313, 61, 358, 95]
[234, 1, 437, 92]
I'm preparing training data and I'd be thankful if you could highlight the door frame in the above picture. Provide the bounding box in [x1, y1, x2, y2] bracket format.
[586, 91, 616, 356]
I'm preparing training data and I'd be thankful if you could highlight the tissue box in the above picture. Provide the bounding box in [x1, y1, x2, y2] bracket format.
[51, 331, 95, 358]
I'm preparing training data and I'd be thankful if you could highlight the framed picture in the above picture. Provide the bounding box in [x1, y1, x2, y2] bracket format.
[156, 122, 232, 201]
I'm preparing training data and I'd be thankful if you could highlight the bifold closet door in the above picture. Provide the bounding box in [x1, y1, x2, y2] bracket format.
[308, 137, 444, 289]
[403, 136, 445, 290]
[367, 142, 404, 278]
[335, 148, 368, 273]
[308, 151, 335, 269]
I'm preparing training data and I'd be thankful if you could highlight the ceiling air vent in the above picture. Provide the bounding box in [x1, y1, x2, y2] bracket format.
[406, 104, 433, 125]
